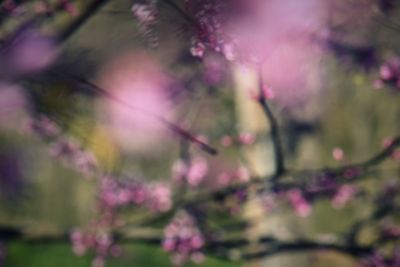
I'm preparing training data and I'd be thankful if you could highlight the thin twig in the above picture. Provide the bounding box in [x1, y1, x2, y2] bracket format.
[292, 136, 400, 175]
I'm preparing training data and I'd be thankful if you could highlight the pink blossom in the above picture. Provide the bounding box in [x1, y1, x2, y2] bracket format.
[375, 57, 400, 91]
[147, 183, 172, 212]
[163, 212, 205, 266]
[332, 147, 344, 161]
[287, 189, 312, 217]
[262, 85, 275, 100]
[238, 132, 256, 145]
[236, 166, 250, 182]
[190, 42, 206, 58]
[186, 157, 208, 187]
[171, 157, 208, 187]
[380, 64, 394, 80]
[331, 185, 357, 209]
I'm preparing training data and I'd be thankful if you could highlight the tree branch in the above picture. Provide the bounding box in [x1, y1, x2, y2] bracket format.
[257, 69, 285, 177]
[54, 71, 218, 155]
[1, 225, 377, 262]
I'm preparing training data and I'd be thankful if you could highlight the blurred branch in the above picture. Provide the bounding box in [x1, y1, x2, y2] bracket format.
[54, 71, 218, 155]
[135, 135, 400, 231]
[239, 240, 372, 261]
[1, 225, 379, 261]
[293, 136, 400, 176]
[257, 68, 286, 178]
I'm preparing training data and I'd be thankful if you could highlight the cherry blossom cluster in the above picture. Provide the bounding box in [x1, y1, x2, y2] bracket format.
[171, 157, 209, 187]
[258, 170, 362, 218]
[99, 176, 172, 213]
[162, 211, 205, 266]
[28, 116, 98, 176]
[184, 0, 236, 60]
[70, 220, 122, 267]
